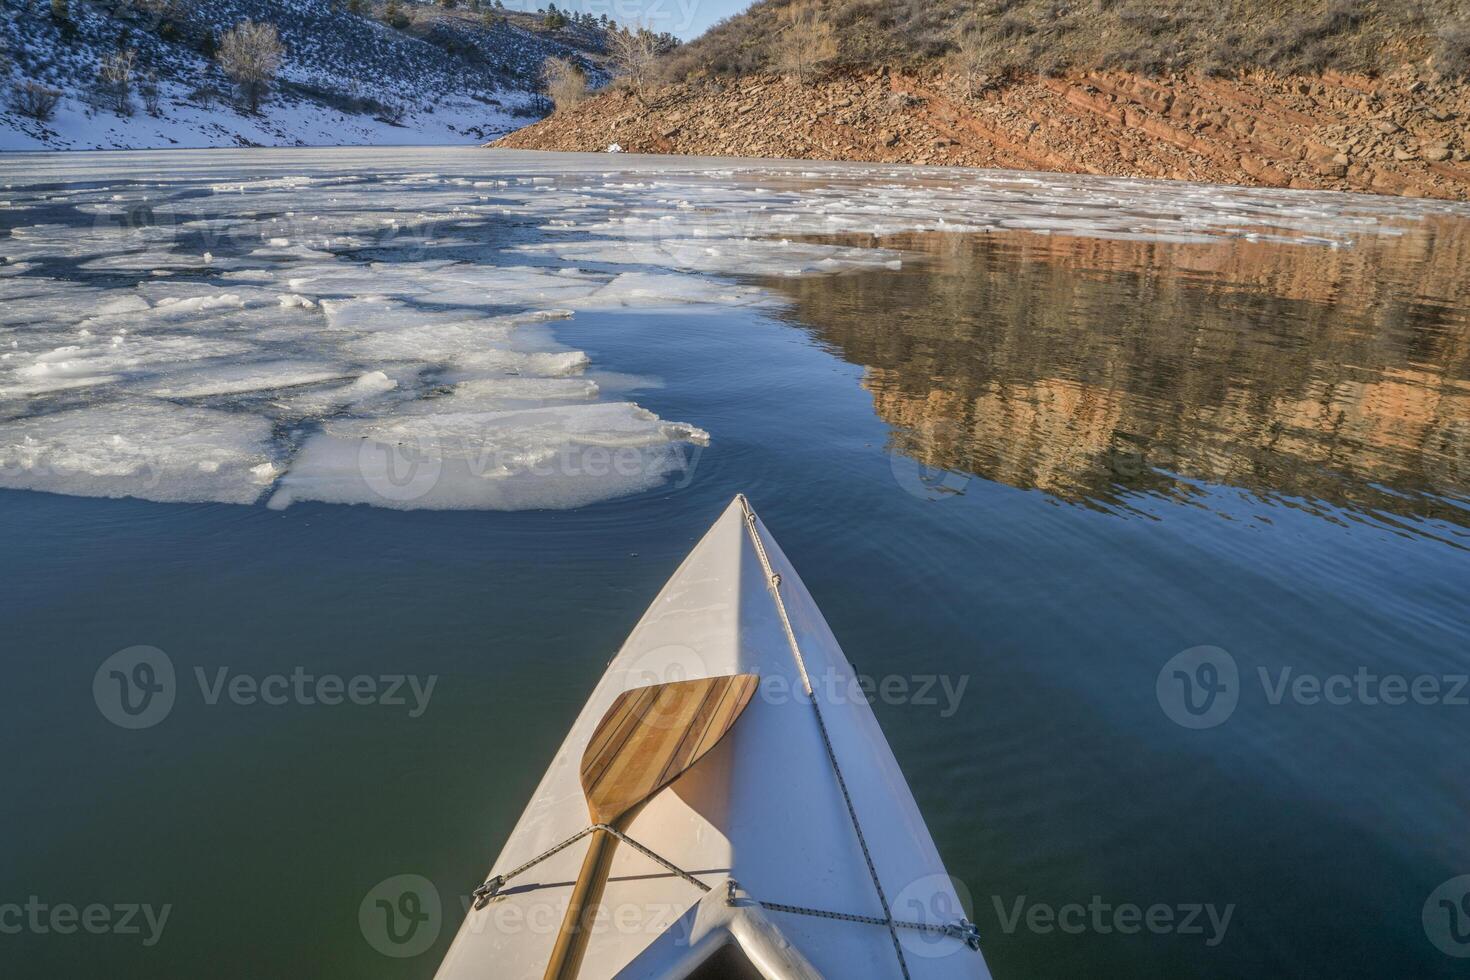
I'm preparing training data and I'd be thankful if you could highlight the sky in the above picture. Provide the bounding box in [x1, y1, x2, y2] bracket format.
[524, 0, 755, 40]
[662, 0, 755, 39]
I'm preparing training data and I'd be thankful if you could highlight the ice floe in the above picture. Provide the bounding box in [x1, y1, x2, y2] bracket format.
[1, 147, 1465, 510]
[270, 402, 707, 511]
[0, 402, 277, 504]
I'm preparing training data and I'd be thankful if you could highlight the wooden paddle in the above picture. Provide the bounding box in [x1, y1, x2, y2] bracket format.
[543, 673, 760, 980]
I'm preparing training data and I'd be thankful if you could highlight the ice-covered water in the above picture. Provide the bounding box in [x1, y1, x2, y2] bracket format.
[4, 148, 1470, 980]
[2, 147, 1467, 512]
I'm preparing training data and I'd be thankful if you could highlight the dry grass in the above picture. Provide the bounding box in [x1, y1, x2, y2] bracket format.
[772, 1, 838, 83]
[658, 0, 1469, 82]
[1439, 19, 1470, 77]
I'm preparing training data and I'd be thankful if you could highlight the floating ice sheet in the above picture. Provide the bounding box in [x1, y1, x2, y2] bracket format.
[2, 147, 1466, 509]
[511, 237, 903, 279]
[270, 402, 707, 511]
[0, 401, 277, 504]
[147, 360, 354, 399]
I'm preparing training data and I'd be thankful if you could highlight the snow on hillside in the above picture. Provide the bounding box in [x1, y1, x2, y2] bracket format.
[0, 0, 608, 150]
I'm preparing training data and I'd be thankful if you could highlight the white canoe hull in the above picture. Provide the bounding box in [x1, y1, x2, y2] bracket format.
[436, 496, 991, 979]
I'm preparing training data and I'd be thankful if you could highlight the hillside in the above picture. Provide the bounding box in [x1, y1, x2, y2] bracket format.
[1, 0, 610, 150]
[495, 0, 1470, 200]
[660, 0, 1469, 80]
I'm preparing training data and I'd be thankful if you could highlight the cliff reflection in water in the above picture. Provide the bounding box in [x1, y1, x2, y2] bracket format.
[768, 225, 1470, 532]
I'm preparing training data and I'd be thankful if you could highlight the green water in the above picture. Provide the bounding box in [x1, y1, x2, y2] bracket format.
[2, 153, 1468, 979]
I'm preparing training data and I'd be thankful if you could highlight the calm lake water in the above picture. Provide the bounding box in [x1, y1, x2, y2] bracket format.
[1, 148, 1467, 979]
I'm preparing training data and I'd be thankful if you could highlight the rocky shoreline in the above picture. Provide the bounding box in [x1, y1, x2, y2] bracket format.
[493, 66, 1470, 201]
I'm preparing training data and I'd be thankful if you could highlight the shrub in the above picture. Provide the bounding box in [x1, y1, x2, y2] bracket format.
[384, 0, 410, 28]
[772, 1, 836, 83]
[511, 95, 552, 117]
[97, 47, 137, 116]
[542, 55, 587, 110]
[216, 20, 284, 112]
[995, 14, 1035, 39]
[12, 80, 63, 121]
[1438, 21, 1470, 78]
[187, 82, 226, 107]
[140, 70, 162, 113]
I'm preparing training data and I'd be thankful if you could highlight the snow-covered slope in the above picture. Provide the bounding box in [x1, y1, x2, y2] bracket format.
[0, 0, 608, 150]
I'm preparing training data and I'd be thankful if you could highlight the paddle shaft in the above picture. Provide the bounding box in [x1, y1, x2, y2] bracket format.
[543, 825, 620, 980]
[540, 675, 758, 980]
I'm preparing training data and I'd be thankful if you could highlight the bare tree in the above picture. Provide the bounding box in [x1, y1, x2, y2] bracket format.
[772, 2, 836, 85]
[607, 22, 660, 103]
[216, 20, 285, 112]
[542, 55, 587, 112]
[97, 47, 137, 115]
[948, 19, 987, 98]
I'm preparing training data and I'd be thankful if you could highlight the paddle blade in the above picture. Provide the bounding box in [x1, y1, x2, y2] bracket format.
[579, 674, 759, 825]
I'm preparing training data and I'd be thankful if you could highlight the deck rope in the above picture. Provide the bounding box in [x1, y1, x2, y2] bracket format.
[737, 495, 914, 980]
[470, 827, 979, 949]
[472, 823, 713, 910]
